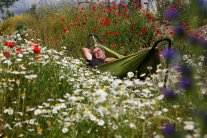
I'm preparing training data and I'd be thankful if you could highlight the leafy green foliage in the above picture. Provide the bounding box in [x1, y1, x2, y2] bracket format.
[0, 0, 19, 20]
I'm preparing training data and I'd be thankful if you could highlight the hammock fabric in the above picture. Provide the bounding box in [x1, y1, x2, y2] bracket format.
[86, 34, 172, 79]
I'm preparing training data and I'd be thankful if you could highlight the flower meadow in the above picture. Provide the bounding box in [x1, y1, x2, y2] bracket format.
[0, 1, 174, 57]
[0, 0, 207, 138]
[0, 31, 207, 137]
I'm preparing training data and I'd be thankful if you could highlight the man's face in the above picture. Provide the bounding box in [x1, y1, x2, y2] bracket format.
[92, 47, 105, 59]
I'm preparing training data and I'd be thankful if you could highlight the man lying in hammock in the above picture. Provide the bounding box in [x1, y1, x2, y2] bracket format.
[82, 46, 117, 67]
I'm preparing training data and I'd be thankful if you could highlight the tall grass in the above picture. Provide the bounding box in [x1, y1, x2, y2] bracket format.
[0, 32, 206, 137]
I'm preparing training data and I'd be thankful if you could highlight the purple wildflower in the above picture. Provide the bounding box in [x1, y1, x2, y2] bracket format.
[173, 24, 186, 37]
[178, 64, 192, 77]
[162, 124, 176, 136]
[198, 36, 207, 48]
[162, 47, 176, 60]
[179, 77, 193, 89]
[162, 88, 176, 100]
[204, 113, 207, 129]
[199, 0, 207, 16]
[199, 0, 207, 8]
[165, 7, 179, 20]
[188, 34, 199, 45]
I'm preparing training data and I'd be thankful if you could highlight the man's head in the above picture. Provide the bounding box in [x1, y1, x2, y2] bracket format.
[92, 46, 105, 59]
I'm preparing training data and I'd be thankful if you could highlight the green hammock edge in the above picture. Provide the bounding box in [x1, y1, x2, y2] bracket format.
[102, 45, 124, 59]
[97, 47, 160, 78]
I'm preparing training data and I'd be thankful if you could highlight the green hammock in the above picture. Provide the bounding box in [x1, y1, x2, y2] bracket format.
[86, 34, 172, 79]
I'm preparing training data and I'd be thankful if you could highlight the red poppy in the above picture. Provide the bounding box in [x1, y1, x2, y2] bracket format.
[135, 4, 142, 9]
[92, 6, 96, 11]
[3, 51, 10, 58]
[64, 29, 70, 33]
[144, 2, 148, 4]
[124, 9, 129, 14]
[146, 13, 152, 20]
[116, 12, 121, 16]
[130, 23, 136, 27]
[16, 48, 22, 53]
[120, 3, 127, 9]
[133, 0, 138, 2]
[33, 45, 40, 54]
[101, 18, 110, 26]
[101, 39, 106, 43]
[140, 28, 147, 35]
[169, 32, 174, 36]
[155, 30, 160, 36]
[4, 41, 15, 48]
[114, 31, 119, 36]
[105, 31, 109, 35]
[104, 9, 111, 13]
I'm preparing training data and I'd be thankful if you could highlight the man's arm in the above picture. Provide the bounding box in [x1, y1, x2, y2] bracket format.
[104, 57, 117, 63]
[81, 47, 92, 60]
